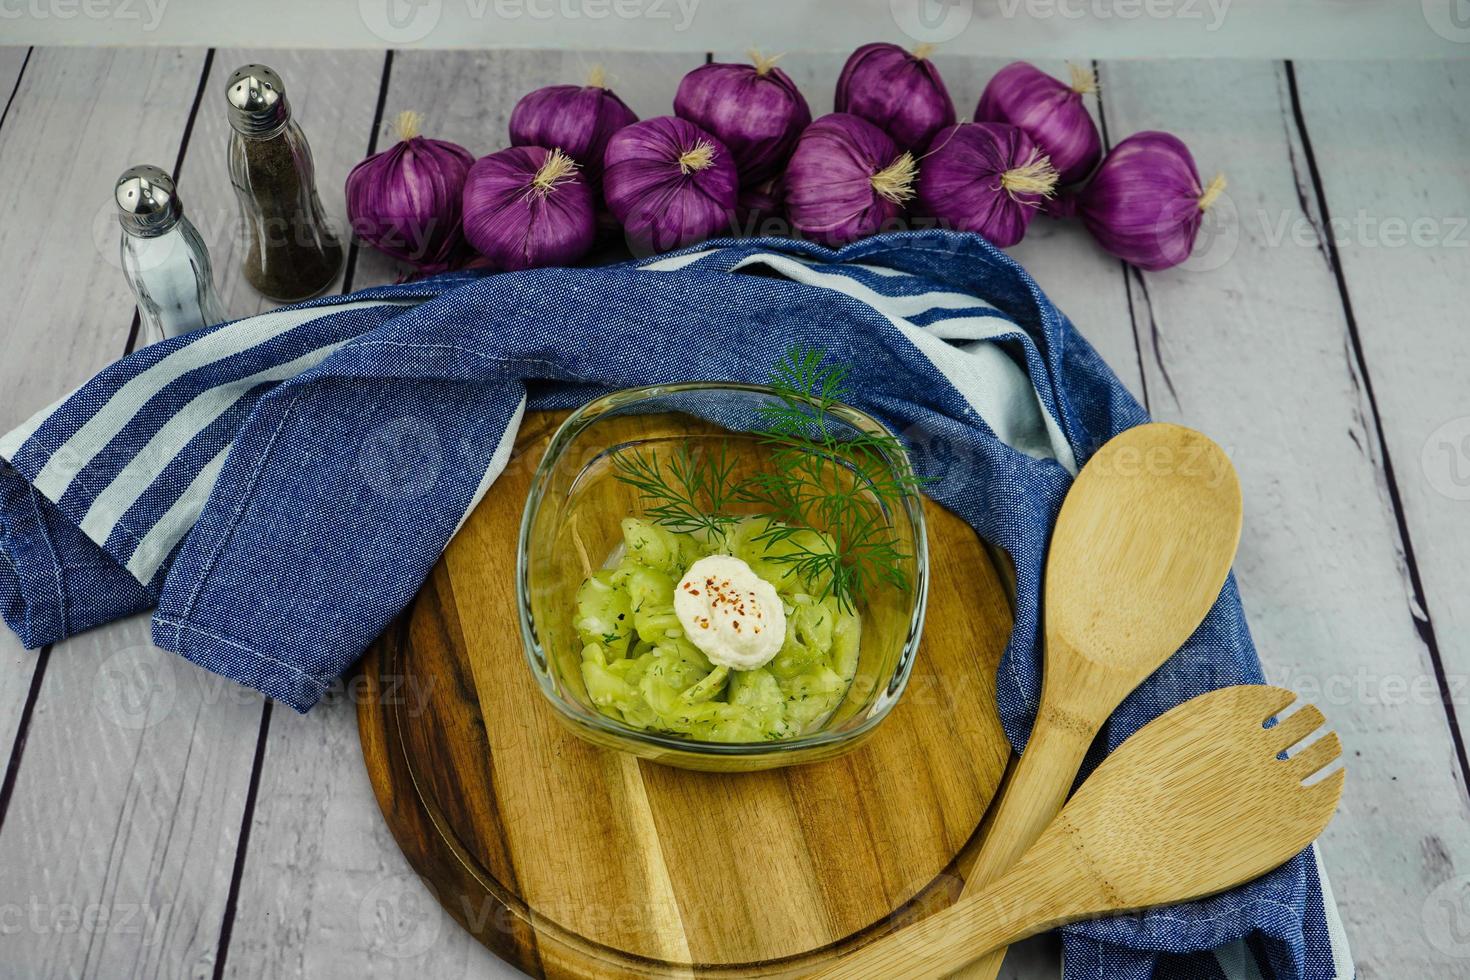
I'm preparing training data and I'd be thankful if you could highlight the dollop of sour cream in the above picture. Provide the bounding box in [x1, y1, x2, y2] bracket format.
[674, 554, 786, 671]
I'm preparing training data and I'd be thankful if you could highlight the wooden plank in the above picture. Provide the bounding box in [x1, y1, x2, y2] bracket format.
[0, 47, 203, 429]
[0, 41, 41, 824]
[0, 47, 226, 980]
[1288, 63, 1470, 969]
[0, 52, 211, 970]
[0, 49, 383, 980]
[218, 50, 702, 980]
[0, 47, 27, 122]
[1292, 59, 1470, 745]
[1098, 58, 1470, 977]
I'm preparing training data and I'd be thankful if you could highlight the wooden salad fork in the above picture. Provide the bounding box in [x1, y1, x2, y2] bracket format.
[951, 422, 1243, 980]
[813, 684, 1346, 980]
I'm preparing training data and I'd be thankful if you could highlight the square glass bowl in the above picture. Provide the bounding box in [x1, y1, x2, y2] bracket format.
[516, 383, 929, 771]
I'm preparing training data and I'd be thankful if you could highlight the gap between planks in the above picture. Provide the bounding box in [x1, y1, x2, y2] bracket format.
[1281, 59, 1469, 797]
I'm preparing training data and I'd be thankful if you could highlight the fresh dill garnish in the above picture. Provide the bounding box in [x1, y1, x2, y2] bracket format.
[610, 439, 740, 539]
[611, 346, 925, 611]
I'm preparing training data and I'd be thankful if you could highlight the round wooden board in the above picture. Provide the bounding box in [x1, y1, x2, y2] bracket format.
[357, 410, 1016, 979]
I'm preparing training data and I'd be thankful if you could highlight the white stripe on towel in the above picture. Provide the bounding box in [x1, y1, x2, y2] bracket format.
[78, 340, 352, 547]
[1313, 842, 1356, 978]
[125, 442, 232, 581]
[1213, 940, 1267, 980]
[451, 395, 527, 540]
[720, 252, 1076, 472]
[29, 300, 407, 504]
[640, 249, 721, 272]
[730, 251, 1003, 320]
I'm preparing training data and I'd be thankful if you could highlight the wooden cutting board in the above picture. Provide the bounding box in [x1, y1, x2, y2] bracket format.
[357, 409, 1016, 979]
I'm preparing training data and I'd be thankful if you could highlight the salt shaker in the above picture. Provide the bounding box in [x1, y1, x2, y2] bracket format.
[225, 63, 343, 302]
[115, 165, 227, 343]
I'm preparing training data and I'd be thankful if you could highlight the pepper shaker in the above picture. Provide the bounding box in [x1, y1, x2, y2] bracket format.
[225, 63, 343, 302]
[115, 165, 227, 343]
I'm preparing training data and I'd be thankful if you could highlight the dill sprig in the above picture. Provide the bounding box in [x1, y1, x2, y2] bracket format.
[736, 346, 924, 610]
[610, 439, 739, 540]
[611, 347, 924, 611]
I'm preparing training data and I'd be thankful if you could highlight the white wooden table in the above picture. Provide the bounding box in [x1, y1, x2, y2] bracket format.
[0, 47, 1466, 979]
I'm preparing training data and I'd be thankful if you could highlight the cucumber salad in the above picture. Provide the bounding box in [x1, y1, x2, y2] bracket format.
[574, 517, 860, 743]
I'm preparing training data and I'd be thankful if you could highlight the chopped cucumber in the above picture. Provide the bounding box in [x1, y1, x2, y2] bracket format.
[571, 516, 861, 743]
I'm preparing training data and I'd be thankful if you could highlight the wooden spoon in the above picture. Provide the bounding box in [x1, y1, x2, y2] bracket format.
[812, 684, 1346, 979]
[954, 422, 1243, 980]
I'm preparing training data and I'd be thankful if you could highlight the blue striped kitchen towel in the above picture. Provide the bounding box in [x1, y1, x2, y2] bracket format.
[0, 231, 1350, 979]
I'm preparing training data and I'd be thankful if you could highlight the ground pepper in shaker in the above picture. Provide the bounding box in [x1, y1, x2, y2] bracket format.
[115, 164, 227, 343]
[225, 63, 343, 301]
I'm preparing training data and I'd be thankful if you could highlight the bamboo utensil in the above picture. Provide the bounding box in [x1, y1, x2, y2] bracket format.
[813, 684, 1346, 980]
[952, 421, 1243, 980]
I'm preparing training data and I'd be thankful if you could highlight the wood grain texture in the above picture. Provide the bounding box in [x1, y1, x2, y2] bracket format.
[358, 408, 1013, 977]
[0, 613, 265, 978]
[4, 2, 1465, 59]
[0, 42, 42, 810]
[819, 685, 1345, 980]
[1099, 58, 1470, 977]
[0, 47, 202, 424]
[0, 54, 200, 779]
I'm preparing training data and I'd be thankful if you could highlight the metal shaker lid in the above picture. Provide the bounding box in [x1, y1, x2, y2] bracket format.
[115, 164, 182, 237]
[225, 63, 290, 137]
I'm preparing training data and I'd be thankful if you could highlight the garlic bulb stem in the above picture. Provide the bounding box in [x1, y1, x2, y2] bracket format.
[870, 151, 918, 204]
[1068, 62, 1098, 95]
[1198, 172, 1227, 211]
[678, 139, 716, 175]
[748, 49, 783, 76]
[394, 110, 422, 142]
[1000, 152, 1060, 200]
[531, 148, 580, 195]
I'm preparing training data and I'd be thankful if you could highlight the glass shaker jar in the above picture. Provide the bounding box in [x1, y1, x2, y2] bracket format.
[225, 63, 343, 302]
[115, 164, 227, 343]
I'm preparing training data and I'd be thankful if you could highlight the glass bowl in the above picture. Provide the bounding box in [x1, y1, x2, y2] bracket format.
[516, 383, 930, 771]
